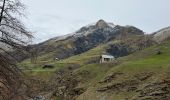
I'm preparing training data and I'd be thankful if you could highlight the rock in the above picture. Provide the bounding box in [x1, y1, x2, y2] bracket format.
[33, 95, 45, 100]
[99, 72, 123, 83]
[70, 87, 86, 95]
[106, 44, 135, 58]
[135, 80, 170, 100]
[58, 86, 67, 90]
[56, 86, 67, 96]
[127, 86, 138, 92]
[135, 72, 153, 81]
[97, 80, 139, 92]
[96, 19, 108, 29]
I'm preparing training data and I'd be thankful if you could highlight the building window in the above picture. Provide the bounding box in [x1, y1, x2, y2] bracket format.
[104, 58, 110, 62]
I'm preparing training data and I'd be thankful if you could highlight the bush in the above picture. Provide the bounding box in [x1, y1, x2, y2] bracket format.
[157, 51, 162, 55]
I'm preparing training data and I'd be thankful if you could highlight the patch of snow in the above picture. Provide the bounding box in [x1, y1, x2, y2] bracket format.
[50, 21, 116, 42]
[52, 32, 75, 41]
[154, 26, 170, 36]
[125, 25, 133, 28]
[108, 23, 116, 28]
[84, 22, 96, 27]
[153, 26, 170, 42]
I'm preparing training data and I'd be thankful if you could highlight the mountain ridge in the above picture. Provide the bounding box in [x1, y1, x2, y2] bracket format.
[31, 19, 144, 61]
[43, 19, 142, 44]
[153, 26, 170, 43]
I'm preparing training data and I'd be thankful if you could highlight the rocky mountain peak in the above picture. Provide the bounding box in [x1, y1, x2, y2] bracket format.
[96, 19, 108, 28]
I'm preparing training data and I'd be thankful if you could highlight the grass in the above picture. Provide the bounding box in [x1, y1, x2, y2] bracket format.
[58, 40, 120, 65]
[74, 63, 114, 87]
[19, 62, 77, 80]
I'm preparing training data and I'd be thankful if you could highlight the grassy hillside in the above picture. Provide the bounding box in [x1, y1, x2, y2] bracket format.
[19, 37, 170, 100]
[20, 34, 151, 68]
[59, 40, 120, 65]
[75, 40, 170, 100]
[19, 35, 154, 81]
[49, 40, 170, 100]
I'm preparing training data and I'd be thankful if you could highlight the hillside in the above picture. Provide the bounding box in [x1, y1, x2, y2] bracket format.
[20, 33, 156, 70]
[73, 40, 170, 100]
[47, 39, 170, 100]
[20, 37, 170, 100]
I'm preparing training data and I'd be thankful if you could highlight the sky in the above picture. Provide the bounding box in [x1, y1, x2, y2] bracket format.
[21, 0, 170, 43]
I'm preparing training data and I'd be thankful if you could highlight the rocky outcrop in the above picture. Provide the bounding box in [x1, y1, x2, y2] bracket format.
[97, 72, 154, 96]
[97, 79, 139, 93]
[106, 35, 156, 58]
[99, 72, 123, 83]
[48, 66, 87, 100]
[135, 80, 170, 100]
[95, 72, 170, 100]
[96, 19, 109, 29]
[106, 44, 134, 57]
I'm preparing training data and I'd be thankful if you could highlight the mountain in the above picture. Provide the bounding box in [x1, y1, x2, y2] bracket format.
[20, 30, 170, 100]
[49, 19, 117, 41]
[153, 26, 170, 43]
[30, 19, 144, 62]
[18, 21, 170, 100]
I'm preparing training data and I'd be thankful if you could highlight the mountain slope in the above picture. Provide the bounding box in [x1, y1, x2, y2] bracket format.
[24, 35, 170, 100]
[31, 19, 144, 62]
[59, 35, 156, 65]
[75, 40, 170, 100]
[46, 39, 170, 100]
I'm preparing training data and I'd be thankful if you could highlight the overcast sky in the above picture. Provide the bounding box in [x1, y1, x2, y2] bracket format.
[22, 0, 170, 43]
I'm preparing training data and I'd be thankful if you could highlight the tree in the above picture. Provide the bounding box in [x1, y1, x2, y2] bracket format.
[0, 0, 32, 99]
[0, 0, 32, 48]
[30, 47, 38, 64]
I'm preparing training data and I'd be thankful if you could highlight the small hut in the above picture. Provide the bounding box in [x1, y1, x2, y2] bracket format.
[100, 54, 115, 63]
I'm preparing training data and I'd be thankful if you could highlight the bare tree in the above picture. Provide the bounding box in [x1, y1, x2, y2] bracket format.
[0, 0, 32, 99]
[30, 47, 38, 64]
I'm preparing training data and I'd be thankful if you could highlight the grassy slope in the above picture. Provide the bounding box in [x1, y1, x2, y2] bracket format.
[58, 41, 118, 65]
[76, 40, 170, 100]
[20, 35, 144, 69]
[20, 35, 143, 68]
[19, 39, 120, 70]
[47, 39, 170, 100]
